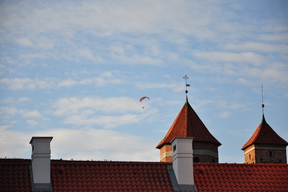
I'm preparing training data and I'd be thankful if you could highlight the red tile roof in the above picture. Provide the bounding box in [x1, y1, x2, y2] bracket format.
[242, 115, 288, 150]
[0, 159, 174, 192]
[2, 159, 287, 192]
[194, 163, 288, 192]
[156, 100, 221, 149]
[0, 159, 31, 192]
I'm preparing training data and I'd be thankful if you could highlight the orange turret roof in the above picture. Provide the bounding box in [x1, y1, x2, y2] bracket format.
[156, 98, 221, 149]
[241, 115, 288, 150]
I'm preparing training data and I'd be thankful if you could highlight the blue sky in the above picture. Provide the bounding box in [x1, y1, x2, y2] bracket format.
[0, 0, 287, 162]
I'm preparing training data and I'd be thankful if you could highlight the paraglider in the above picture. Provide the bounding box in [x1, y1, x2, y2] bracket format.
[139, 96, 150, 109]
[139, 96, 150, 102]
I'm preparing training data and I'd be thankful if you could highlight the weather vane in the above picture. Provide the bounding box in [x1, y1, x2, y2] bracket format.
[183, 74, 190, 96]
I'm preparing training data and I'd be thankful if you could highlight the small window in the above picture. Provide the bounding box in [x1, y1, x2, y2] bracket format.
[173, 145, 176, 152]
[269, 151, 273, 157]
[194, 157, 200, 163]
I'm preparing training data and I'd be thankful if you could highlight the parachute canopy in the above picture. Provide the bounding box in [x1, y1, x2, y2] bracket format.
[139, 96, 150, 102]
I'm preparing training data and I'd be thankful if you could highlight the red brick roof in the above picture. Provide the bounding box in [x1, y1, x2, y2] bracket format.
[156, 99, 221, 149]
[1, 159, 288, 192]
[242, 115, 288, 150]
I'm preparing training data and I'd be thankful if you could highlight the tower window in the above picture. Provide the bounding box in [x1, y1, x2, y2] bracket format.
[269, 151, 273, 157]
[173, 145, 176, 152]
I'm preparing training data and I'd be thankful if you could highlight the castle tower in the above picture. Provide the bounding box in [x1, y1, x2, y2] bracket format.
[156, 97, 221, 163]
[241, 115, 288, 164]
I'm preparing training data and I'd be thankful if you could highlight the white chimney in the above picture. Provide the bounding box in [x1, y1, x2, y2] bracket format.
[171, 137, 195, 191]
[29, 136, 53, 191]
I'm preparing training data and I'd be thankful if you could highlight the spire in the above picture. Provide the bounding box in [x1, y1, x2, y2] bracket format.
[261, 114, 267, 124]
[241, 115, 288, 150]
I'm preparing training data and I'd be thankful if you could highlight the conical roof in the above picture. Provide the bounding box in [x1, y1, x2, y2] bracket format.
[241, 115, 288, 150]
[156, 99, 221, 149]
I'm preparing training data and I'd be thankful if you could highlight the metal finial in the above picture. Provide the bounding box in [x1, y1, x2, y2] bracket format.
[261, 84, 265, 115]
[183, 75, 190, 96]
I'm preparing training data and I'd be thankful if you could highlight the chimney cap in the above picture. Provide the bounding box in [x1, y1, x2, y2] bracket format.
[171, 137, 194, 143]
[29, 136, 53, 144]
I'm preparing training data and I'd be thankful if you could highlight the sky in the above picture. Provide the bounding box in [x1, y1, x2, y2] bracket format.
[0, 0, 288, 163]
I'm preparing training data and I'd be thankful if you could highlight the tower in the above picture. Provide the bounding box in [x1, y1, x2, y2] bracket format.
[242, 86, 287, 164]
[156, 75, 221, 163]
[241, 115, 288, 164]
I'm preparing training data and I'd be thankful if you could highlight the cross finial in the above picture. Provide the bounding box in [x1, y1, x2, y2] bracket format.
[183, 75, 190, 96]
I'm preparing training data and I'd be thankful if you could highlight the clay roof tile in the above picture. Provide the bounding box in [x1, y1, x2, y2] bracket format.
[241, 115, 288, 150]
[156, 100, 221, 148]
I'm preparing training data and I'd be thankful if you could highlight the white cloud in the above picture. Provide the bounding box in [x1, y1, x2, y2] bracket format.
[52, 96, 155, 128]
[218, 111, 231, 118]
[1, 97, 14, 103]
[135, 82, 184, 92]
[224, 42, 288, 54]
[58, 79, 78, 87]
[0, 78, 52, 90]
[0, 1, 240, 44]
[1, 107, 18, 115]
[0, 107, 42, 119]
[216, 100, 247, 110]
[0, 128, 159, 161]
[0, 76, 123, 90]
[18, 97, 30, 102]
[193, 51, 265, 65]
[54, 96, 142, 116]
[78, 48, 104, 62]
[22, 110, 41, 118]
[258, 32, 288, 42]
[63, 114, 142, 129]
[15, 37, 33, 47]
[26, 120, 38, 125]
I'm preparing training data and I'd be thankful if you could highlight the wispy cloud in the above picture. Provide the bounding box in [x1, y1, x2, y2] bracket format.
[224, 42, 288, 54]
[0, 128, 159, 161]
[22, 110, 41, 118]
[135, 82, 184, 92]
[218, 111, 231, 118]
[1, 75, 123, 90]
[53, 96, 155, 128]
[193, 51, 265, 65]
[0, 107, 42, 119]
[1, 1, 287, 163]
[0, 78, 52, 90]
[54, 97, 142, 115]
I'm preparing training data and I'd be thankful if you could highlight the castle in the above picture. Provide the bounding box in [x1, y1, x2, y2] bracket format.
[1, 85, 287, 191]
[156, 96, 287, 164]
